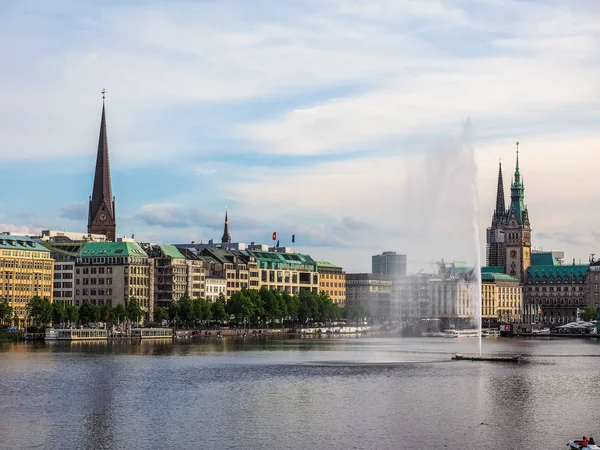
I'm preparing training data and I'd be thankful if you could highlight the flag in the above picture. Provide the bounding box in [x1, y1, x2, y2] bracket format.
[272, 232, 276, 241]
[292, 234, 295, 243]
[276, 240, 280, 247]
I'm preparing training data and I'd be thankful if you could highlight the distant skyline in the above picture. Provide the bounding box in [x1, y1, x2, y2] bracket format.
[1, 0, 599, 272]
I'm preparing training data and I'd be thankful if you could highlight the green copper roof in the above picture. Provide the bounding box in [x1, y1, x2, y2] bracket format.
[157, 244, 184, 259]
[481, 266, 504, 274]
[530, 252, 558, 266]
[252, 250, 316, 266]
[527, 264, 589, 281]
[316, 260, 341, 269]
[78, 241, 148, 257]
[0, 234, 50, 253]
[481, 272, 519, 282]
[508, 147, 526, 225]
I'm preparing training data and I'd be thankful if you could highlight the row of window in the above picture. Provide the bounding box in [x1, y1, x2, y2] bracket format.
[0, 260, 52, 270]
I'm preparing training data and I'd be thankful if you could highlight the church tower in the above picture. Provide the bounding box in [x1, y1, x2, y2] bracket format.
[504, 142, 531, 283]
[221, 208, 231, 247]
[88, 91, 116, 241]
[486, 161, 507, 267]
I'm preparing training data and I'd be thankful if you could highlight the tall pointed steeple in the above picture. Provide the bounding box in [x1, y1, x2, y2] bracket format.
[221, 208, 231, 245]
[508, 141, 525, 224]
[492, 160, 506, 225]
[88, 90, 116, 241]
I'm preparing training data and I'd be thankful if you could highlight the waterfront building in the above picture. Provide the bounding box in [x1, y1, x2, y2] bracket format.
[88, 95, 117, 242]
[185, 257, 208, 300]
[252, 250, 319, 295]
[199, 248, 258, 298]
[428, 275, 476, 326]
[481, 271, 522, 326]
[205, 277, 227, 302]
[75, 242, 153, 321]
[0, 234, 54, 326]
[523, 252, 590, 324]
[393, 273, 434, 321]
[372, 251, 407, 277]
[345, 273, 392, 319]
[144, 244, 188, 309]
[316, 261, 346, 306]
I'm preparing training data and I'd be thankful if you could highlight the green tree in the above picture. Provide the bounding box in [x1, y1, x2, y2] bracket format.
[227, 290, 254, 327]
[79, 301, 100, 325]
[260, 288, 279, 326]
[0, 298, 13, 325]
[211, 299, 228, 324]
[113, 304, 127, 325]
[26, 296, 53, 327]
[99, 304, 114, 325]
[168, 302, 180, 326]
[154, 307, 168, 325]
[580, 306, 598, 322]
[126, 298, 143, 325]
[201, 299, 213, 325]
[52, 301, 68, 327]
[178, 295, 195, 328]
[66, 304, 79, 327]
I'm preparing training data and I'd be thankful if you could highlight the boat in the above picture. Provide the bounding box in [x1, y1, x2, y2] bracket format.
[44, 328, 108, 341]
[567, 437, 599, 449]
[443, 329, 479, 338]
[481, 329, 500, 338]
[130, 328, 173, 339]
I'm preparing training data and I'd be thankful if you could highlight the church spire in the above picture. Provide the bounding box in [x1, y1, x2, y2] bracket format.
[88, 90, 116, 241]
[508, 141, 525, 224]
[221, 207, 231, 245]
[493, 160, 506, 221]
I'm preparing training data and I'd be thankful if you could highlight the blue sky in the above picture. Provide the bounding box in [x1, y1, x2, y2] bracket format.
[1, 0, 600, 272]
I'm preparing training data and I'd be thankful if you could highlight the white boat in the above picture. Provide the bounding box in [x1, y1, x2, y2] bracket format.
[567, 437, 599, 449]
[130, 328, 173, 339]
[442, 329, 479, 338]
[45, 328, 108, 341]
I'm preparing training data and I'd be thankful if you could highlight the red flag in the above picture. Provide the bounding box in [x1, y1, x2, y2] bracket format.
[272, 232, 277, 240]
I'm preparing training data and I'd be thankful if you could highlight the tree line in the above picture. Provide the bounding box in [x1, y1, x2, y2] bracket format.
[2, 287, 357, 330]
[157, 287, 344, 329]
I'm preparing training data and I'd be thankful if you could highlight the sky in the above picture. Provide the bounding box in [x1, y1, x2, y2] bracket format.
[1, 0, 599, 273]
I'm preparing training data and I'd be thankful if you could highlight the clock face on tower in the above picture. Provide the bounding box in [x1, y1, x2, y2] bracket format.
[510, 250, 517, 258]
[99, 213, 107, 222]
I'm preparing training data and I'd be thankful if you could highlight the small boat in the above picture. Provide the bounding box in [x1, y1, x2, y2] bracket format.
[567, 437, 599, 449]
[452, 353, 522, 362]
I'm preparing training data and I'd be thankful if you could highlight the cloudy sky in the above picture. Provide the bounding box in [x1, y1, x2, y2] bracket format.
[1, 0, 599, 272]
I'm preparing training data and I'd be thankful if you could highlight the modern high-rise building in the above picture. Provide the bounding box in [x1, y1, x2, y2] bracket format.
[372, 251, 407, 278]
[88, 93, 116, 242]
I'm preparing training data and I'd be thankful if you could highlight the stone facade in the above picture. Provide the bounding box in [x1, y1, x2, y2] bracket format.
[317, 261, 346, 306]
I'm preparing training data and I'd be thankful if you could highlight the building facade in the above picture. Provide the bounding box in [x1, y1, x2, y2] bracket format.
[205, 277, 227, 302]
[253, 250, 319, 295]
[481, 272, 522, 326]
[144, 244, 188, 309]
[486, 162, 506, 268]
[75, 242, 153, 321]
[372, 251, 407, 278]
[428, 276, 476, 325]
[317, 261, 346, 306]
[345, 273, 392, 319]
[0, 235, 54, 326]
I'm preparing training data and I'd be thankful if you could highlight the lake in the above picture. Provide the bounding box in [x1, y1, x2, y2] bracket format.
[1, 336, 599, 449]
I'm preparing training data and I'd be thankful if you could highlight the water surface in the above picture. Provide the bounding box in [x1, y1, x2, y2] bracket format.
[1, 336, 599, 449]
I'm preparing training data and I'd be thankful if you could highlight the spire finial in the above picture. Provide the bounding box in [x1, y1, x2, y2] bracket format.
[102, 88, 106, 100]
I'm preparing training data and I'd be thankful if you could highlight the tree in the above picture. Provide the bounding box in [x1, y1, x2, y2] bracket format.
[154, 307, 168, 325]
[211, 299, 228, 324]
[178, 295, 195, 328]
[99, 304, 114, 325]
[127, 297, 143, 325]
[79, 301, 100, 325]
[26, 296, 53, 327]
[66, 304, 78, 327]
[580, 306, 598, 322]
[261, 288, 279, 326]
[114, 304, 127, 325]
[52, 301, 68, 327]
[168, 302, 180, 326]
[227, 290, 254, 327]
[0, 298, 13, 325]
